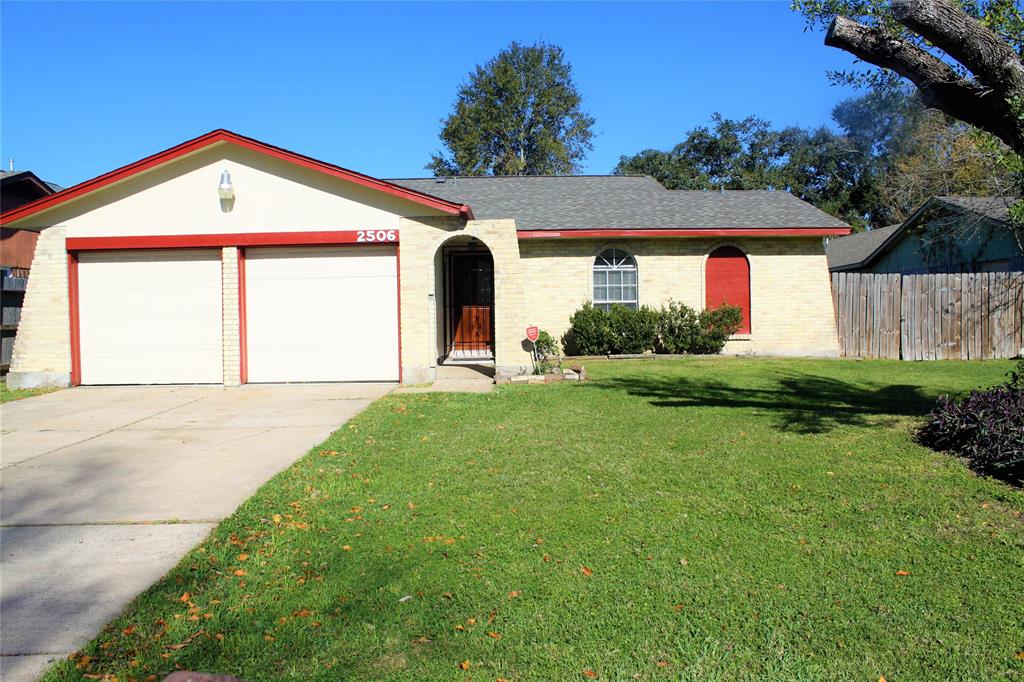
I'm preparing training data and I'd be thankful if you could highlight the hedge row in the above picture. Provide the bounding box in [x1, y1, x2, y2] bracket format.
[563, 300, 742, 356]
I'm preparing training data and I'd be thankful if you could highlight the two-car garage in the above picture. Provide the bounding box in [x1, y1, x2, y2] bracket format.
[73, 245, 399, 385]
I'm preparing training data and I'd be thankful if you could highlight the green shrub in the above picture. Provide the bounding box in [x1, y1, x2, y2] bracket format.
[533, 330, 561, 373]
[657, 300, 699, 354]
[565, 301, 741, 356]
[607, 304, 659, 354]
[564, 302, 611, 355]
[692, 304, 743, 354]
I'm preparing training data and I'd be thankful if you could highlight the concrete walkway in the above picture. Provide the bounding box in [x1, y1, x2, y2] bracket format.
[0, 383, 391, 682]
[393, 364, 494, 394]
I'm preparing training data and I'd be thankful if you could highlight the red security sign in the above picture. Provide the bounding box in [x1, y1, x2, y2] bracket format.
[526, 326, 539, 342]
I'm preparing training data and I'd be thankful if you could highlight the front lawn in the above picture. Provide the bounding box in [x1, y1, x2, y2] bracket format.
[49, 358, 1023, 681]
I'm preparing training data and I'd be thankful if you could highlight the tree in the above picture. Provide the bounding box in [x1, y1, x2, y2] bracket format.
[427, 41, 595, 176]
[793, 0, 1024, 156]
[884, 111, 1023, 220]
[613, 113, 885, 229]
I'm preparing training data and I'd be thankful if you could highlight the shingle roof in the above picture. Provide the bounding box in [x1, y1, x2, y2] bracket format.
[825, 195, 1018, 271]
[388, 176, 850, 231]
[0, 170, 64, 192]
[935, 195, 1013, 224]
[825, 224, 901, 271]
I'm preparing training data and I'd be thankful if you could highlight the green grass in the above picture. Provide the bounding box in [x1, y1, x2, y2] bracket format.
[0, 380, 58, 403]
[48, 358, 1023, 681]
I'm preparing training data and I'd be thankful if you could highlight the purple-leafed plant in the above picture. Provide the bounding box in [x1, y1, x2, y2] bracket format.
[916, 361, 1024, 486]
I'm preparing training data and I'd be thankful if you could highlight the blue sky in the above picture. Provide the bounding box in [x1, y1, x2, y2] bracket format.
[1, 1, 861, 188]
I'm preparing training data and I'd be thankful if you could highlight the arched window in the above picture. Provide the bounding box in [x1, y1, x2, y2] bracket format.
[705, 246, 750, 333]
[593, 248, 638, 311]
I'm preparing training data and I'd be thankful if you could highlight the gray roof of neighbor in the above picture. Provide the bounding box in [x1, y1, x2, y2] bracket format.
[825, 224, 901, 271]
[0, 170, 63, 192]
[934, 195, 1013, 224]
[825, 194, 1018, 271]
[388, 175, 850, 231]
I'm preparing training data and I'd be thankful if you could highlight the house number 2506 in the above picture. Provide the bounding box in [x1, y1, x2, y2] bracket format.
[356, 230, 397, 243]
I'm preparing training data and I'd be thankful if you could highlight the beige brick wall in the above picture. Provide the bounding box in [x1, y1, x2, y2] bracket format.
[517, 236, 839, 357]
[7, 226, 72, 388]
[398, 216, 531, 380]
[221, 247, 241, 386]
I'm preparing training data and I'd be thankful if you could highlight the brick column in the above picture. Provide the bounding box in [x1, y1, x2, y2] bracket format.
[221, 247, 241, 386]
[7, 226, 72, 388]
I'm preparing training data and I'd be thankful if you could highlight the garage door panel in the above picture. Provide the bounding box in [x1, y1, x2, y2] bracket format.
[78, 250, 223, 385]
[245, 246, 398, 383]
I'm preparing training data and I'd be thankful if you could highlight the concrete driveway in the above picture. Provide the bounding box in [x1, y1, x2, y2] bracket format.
[0, 383, 391, 682]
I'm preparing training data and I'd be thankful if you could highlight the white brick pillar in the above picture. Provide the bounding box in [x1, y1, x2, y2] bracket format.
[7, 226, 72, 388]
[221, 247, 242, 386]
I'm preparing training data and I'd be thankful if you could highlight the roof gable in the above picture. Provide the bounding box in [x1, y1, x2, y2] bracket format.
[1, 129, 473, 226]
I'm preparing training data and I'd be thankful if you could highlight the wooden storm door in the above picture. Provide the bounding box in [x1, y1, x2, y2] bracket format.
[449, 254, 494, 355]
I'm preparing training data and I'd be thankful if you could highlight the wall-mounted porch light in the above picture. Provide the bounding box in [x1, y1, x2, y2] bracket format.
[218, 170, 234, 200]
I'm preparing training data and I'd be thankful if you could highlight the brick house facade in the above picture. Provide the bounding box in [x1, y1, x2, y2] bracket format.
[2, 130, 848, 388]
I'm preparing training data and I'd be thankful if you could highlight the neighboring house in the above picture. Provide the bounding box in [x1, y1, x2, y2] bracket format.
[2, 170, 62, 276]
[1, 170, 62, 372]
[827, 195, 1023, 274]
[1, 130, 848, 388]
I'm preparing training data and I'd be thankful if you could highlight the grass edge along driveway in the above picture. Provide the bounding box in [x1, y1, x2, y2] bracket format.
[45, 358, 1024, 681]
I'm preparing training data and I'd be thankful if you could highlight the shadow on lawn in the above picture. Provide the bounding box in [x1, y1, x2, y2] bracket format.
[586, 370, 940, 434]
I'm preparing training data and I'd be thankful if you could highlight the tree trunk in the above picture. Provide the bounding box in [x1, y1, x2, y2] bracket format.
[825, 2, 1024, 156]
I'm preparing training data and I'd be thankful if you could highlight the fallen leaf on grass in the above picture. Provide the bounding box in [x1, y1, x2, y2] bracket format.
[508, 590, 521, 598]
[459, 660, 471, 671]
[580, 566, 593, 577]
[487, 631, 502, 639]
[178, 593, 190, 603]
[343, 545, 352, 551]
[1015, 651, 1024, 660]
[237, 553, 249, 561]
[167, 629, 205, 650]
[582, 670, 597, 679]
[233, 569, 247, 577]
[895, 570, 911, 576]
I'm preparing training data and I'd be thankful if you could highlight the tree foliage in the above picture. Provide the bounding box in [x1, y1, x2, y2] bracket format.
[614, 88, 1023, 235]
[792, 0, 1024, 155]
[427, 41, 595, 176]
[613, 110, 888, 229]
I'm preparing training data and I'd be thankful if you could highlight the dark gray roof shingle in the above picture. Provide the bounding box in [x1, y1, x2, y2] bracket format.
[388, 175, 849, 231]
[825, 224, 901, 271]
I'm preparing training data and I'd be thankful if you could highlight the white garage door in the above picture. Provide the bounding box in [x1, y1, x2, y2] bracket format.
[245, 246, 399, 382]
[78, 250, 224, 385]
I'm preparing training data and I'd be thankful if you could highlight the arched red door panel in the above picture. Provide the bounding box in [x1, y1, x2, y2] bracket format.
[705, 246, 750, 333]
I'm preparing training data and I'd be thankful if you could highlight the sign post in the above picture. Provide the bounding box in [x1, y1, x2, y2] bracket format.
[525, 326, 540, 373]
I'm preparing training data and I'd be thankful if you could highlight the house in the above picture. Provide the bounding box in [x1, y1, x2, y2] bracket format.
[2, 170, 62, 276]
[826, 195, 1023, 274]
[2, 170, 63, 372]
[1, 130, 848, 388]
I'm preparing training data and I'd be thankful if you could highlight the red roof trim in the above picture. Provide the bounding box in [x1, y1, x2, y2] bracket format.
[1, 129, 473, 224]
[65, 230, 395, 251]
[517, 228, 851, 239]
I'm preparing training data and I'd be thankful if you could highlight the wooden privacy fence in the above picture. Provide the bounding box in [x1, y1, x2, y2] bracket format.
[832, 271, 1024, 360]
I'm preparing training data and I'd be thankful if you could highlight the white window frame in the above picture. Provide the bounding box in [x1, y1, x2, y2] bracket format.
[593, 248, 638, 311]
